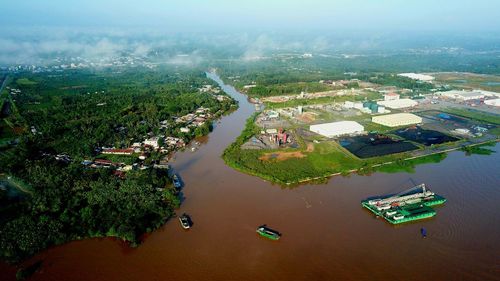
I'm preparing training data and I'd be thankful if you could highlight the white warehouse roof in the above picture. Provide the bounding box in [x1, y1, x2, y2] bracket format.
[484, 98, 500, 107]
[398, 73, 435, 81]
[310, 121, 364, 138]
[372, 113, 423, 127]
[377, 98, 418, 109]
[440, 90, 499, 100]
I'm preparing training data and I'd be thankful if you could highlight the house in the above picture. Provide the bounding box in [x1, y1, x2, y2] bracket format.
[143, 137, 160, 149]
[102, 148, 134, 155]
[180, 127, 190, 133]
[112, 170, 126, 179]
[91, 159, 119, 168]
[384, 93, 400, 101]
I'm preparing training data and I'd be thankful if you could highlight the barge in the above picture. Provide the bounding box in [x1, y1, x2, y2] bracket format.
[362, 184, 446, 224]
[256, 225, 281, 240]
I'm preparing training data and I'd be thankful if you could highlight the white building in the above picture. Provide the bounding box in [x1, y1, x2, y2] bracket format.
[309, 121, 364, 138]
[377, 98, 418, 109]
[439, 90, 499, 101]
[143, 137, 160, 149]
[353, 102, 364, 109]
[484, 98, 500, 107]
[344, 101, 355, 108]
[398, 73, 435, 82]
[372, 113, 423, 127]
[266, 110, 280, 119]
[384, 93, 400, 101]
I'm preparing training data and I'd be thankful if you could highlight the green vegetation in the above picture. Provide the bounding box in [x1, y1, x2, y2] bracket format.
[247, 82, 335, 98]
[15, 78, 37, 86]
[363, 73, 433, 93]
[375, 153, 448, 173]
[265, 91, 383, 109]
[5, 70, 234, 157]
[0, 68, 236, 262]
[432, 72, 500, 92]
[441, 108, 500, 125]
[16, 261, 42, 280]
[460, 142, 497, 156]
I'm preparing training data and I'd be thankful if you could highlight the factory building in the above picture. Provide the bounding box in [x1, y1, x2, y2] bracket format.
[372, 113, 422, 127]
[439, 90, 499, 101]
[377, 98, 418, 109]
[397, 73, 435, 82]
[310, 121, 364, 138]
[384, 93, 400, 101]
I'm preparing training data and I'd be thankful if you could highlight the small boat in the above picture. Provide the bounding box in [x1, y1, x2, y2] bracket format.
[179, 213, 192, 229]
[172, 174, 182, 189]
[256, 225, 281, 240]
[421, 228, 427, 238]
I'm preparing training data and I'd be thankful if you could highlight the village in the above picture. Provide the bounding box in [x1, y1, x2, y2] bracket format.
[22, 83, 236, 180]
[81, 102, 229, 177]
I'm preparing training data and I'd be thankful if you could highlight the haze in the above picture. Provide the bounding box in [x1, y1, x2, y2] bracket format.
[1, 0, 500, 65]
[2, 0, 500, 32]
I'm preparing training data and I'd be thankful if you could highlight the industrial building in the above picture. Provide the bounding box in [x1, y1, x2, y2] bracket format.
[377, 98, 418, 109]
[484, 98, 500, 107]
[398, 73, 435, 82]
[310, 121, 364, 138]
[372, 113, 423, 127]
[384, 93, 400, 101]
[439, 90, 499, 101]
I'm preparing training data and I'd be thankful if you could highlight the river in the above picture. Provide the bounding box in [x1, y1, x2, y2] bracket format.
[1, 72, 499, 281]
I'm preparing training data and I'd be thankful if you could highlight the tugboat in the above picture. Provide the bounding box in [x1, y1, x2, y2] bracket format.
[179, 213, 192, 229]
[172, 174, 182, 190]
[256, 225, 281, 240]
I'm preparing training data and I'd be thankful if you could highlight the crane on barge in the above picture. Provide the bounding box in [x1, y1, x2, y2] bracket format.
[367, 184, 435, 210]
[361, 183, 446, 224]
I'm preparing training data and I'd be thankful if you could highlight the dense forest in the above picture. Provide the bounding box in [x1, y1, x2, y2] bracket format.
[0, 68, 236, 262]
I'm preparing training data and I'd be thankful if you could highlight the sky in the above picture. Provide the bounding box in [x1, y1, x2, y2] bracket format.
[1, 0, 500, 65]
[2, 0, 500, 32]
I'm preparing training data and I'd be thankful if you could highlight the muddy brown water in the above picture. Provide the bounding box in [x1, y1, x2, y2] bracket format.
[1, 72, 499, 281]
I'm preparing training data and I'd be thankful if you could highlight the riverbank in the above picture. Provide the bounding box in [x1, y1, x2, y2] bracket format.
[220, 84, 499, 185]
[1, 72, 499, 281]
[0, 69, 239, 264]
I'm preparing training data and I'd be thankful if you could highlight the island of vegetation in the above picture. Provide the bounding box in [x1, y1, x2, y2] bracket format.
[220, 66, 500, 185]
[0, 68, 237, 262]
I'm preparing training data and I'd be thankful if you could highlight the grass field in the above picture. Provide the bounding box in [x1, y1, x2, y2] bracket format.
[96, 153, 137, 165]
[441, 108, 500, 126]
[265, 91, 383, 109]
[15, 78, 38, 86]
[432, 72, 500, 92]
